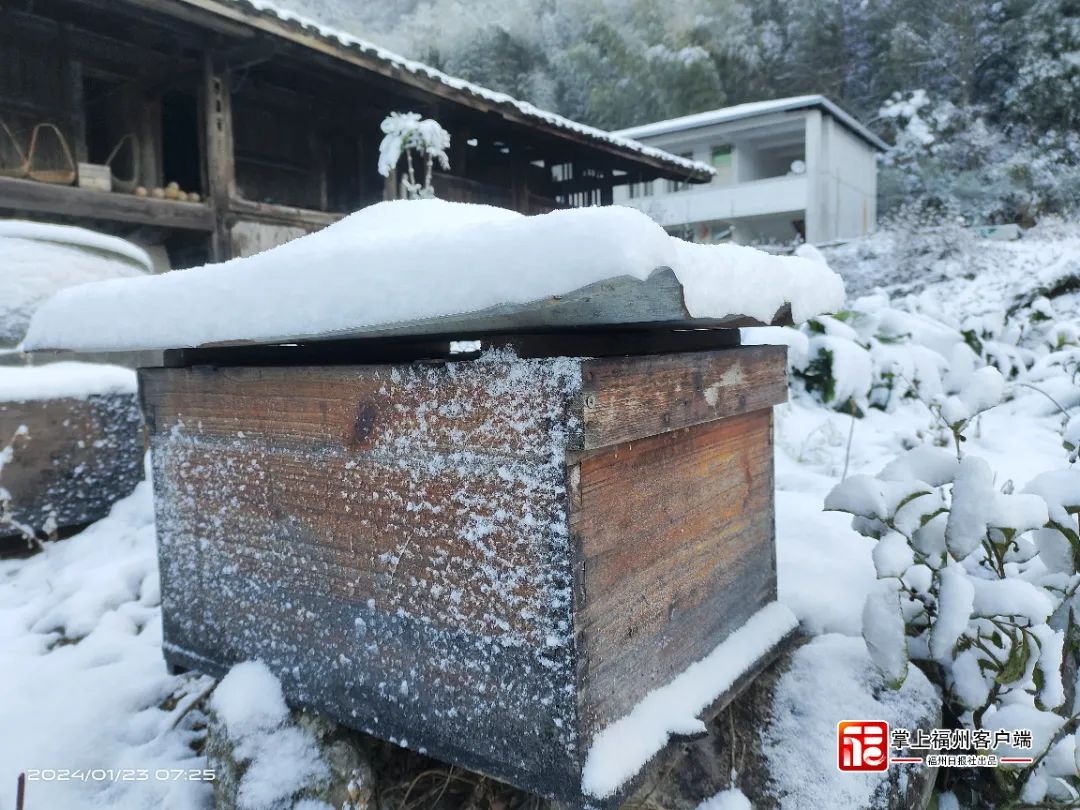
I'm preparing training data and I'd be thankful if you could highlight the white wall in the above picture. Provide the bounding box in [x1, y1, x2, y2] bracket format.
[805, 113, 877, 242]
[614, 105, 878, 245]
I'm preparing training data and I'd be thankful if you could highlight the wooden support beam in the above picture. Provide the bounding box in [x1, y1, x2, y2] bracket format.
[202, 52, 236, 260]
[226, 195, 341, 228]
[66, 57, 88, 164]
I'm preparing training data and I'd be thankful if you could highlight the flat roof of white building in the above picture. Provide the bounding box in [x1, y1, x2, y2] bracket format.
[614, 94, 888, 152]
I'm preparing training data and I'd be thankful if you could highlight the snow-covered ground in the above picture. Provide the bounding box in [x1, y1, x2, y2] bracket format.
[1, 219, 1078, 809]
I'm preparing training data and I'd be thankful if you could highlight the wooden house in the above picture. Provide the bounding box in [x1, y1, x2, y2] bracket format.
[0, 0, 711, 267]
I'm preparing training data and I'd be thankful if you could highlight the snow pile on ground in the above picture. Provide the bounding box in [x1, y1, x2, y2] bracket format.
[0, 222, 150, 347]
[210, 662, 329, 810]
[582, 602, 798, 798]
[761, 634, 939, 809]
[0, 362, 136, 402]
[0, 482, 213, 810]
[695, 787, 753, 810]
[23, 199, 843, 352]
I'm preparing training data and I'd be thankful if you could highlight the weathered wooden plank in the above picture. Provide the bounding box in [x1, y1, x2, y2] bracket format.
[170, 269, 790, 351]
[139, 358, 584, 457]
[143, 355, 586, 800]
[0, 394, 144, 534]
[570, 410, 777, 740]
[580, 344, 787, 450]
[203, 53, 236, 259]
[0, 175, 214, 231]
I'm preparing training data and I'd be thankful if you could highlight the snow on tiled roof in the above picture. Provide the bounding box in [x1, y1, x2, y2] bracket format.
[614, 95, 889, 151]
[189, 0, 714, 180]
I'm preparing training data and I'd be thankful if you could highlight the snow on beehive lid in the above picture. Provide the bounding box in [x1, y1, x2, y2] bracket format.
[22, 200, 845, 353]
[0, 221, 152, 348]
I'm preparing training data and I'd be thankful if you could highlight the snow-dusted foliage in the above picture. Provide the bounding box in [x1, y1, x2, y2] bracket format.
[826, 402, 1080, 803]
[877, 88, 1080, 225]
[812, 252, 1080, 804]
[377, 112, 450, 199]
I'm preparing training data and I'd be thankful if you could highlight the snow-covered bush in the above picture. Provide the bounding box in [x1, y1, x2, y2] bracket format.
[825, 366, 1080, 805]
[377, 112, 451, 199]
[768, 287, 1080, 430]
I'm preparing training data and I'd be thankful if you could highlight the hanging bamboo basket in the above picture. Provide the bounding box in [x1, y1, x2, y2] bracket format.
[0, 119, 29, 178]
[106, 132, 140, 194]
[26, 123, 76, 185]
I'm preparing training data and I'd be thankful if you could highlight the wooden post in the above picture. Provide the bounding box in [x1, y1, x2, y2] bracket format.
[65, 56, 88, 164]
[599, 169, 613, 206]
[138, 95, 162, 190]
[202, 52, 235, 261]
[511, 156, 526, 213]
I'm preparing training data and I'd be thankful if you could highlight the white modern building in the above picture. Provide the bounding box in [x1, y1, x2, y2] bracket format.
[613, 95, 886, 245]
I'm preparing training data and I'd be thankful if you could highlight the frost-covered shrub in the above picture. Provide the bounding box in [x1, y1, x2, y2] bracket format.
[760, 286, 1080, 428]
[775, 300, 957, 414]
[825, 375, 1080, 806]
[377, 112, 451, 199]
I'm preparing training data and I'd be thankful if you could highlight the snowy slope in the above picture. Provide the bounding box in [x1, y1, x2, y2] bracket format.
[0, 483, 214, 810]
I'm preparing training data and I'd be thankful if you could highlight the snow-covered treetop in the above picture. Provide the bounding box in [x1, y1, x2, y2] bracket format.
[23, 200, 844, 353]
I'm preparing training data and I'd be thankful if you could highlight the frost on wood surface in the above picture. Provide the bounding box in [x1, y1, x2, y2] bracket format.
[153, 350, 584, 782]
[24, 199, 844, 351]
[761, 634, 939, 810]
[581, 602, 798, 799]
[0, 388, 144, 532]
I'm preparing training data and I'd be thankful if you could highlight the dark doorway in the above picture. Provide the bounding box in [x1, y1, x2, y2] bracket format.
[161, 91, 201, 195]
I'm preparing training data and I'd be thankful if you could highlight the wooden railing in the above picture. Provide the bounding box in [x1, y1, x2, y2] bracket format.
[432, 172, 566, 215]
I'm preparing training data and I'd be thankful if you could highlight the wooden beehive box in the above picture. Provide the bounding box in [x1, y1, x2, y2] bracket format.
[0, 392, 143, 542]
[139, 341, 791, 807]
